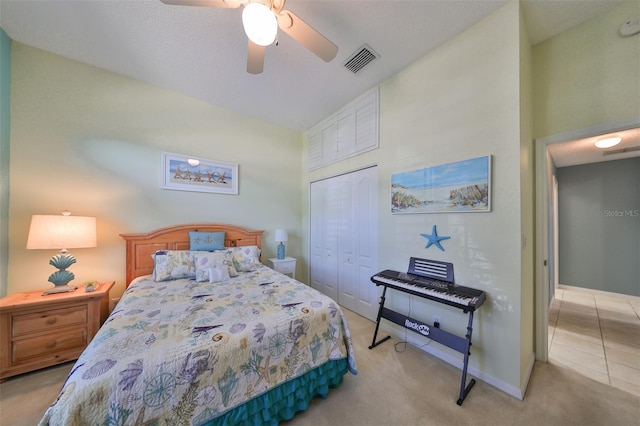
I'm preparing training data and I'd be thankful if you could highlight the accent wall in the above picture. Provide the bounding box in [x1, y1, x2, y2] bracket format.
[8, 43, 303, 299]
[557, 158, 640, 296]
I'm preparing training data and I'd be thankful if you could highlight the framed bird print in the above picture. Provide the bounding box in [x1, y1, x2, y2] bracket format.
[161, 151, 238, 195]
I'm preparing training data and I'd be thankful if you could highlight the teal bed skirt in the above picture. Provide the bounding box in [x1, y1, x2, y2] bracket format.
[201, 358, 348, 426]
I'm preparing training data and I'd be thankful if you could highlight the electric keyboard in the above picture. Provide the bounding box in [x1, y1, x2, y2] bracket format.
[371, 269, 485, 311]
[368, 257, 487, 405]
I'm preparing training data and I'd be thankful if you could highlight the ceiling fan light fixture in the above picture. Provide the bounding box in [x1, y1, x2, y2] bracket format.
[595, 137, 622, 149]
[242, 2, 277, 47]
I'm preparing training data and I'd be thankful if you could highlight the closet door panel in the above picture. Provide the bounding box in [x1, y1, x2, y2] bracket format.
[337, 176, 358, 312]
[319, 179, 340, 301]
[337, 108, 356, 158]
[321, 118, 338, 165]
[309, 180, 325, 293]
[307, 126, 323, 170]
[355, 168, 378, 320]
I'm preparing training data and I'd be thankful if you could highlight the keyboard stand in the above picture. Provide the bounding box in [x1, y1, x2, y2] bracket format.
[368, 285, 478, 405]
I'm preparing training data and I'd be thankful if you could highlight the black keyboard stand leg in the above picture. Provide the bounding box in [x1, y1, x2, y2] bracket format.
[369, 286, 391, 349]
[456, 311, 476, 406]
[457, 378, 476, 406]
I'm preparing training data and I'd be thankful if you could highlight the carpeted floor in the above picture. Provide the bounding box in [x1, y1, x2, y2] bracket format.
[1, 308, 639, 425]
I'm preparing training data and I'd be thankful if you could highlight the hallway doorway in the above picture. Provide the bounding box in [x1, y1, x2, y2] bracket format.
[535, 118, 640, 362]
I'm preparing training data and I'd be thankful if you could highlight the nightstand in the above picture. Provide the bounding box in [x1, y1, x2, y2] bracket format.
[0, 281, 114, 381]
[267, 257, 297, 279]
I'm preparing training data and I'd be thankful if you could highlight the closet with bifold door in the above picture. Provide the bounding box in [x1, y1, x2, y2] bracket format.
[309, 166, 378, 320]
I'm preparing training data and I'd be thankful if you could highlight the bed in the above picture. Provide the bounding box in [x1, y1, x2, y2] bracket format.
[39, 223, 357, 425]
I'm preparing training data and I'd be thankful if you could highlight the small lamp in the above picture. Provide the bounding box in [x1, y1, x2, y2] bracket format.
[26, 211, 97, 295]
[274, 229, 288, 260]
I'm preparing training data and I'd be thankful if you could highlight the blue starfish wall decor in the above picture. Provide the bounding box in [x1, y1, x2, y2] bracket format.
[421, 225, 451, 251]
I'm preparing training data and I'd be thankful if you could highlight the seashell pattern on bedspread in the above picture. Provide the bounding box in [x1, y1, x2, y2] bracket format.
[39, 265, 357, 425]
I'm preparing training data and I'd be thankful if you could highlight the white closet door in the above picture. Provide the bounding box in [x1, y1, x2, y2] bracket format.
[310, 178, 340, 300]
[309, 167, 378, 320]
[309, 182, 325, 293]
[322, 178, 341, 301]
[337, 174, 358, 312]
[354, 167, 378, 320]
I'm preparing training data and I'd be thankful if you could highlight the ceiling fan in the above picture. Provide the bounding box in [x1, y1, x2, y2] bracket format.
[160, 0, 338, 74]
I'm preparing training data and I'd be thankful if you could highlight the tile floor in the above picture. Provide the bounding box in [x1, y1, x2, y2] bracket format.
[548, 286, 640, 397]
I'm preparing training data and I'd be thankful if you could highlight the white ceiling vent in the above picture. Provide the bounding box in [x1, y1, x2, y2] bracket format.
[343, 44, 379, 74]
[602, 146, 640, 156]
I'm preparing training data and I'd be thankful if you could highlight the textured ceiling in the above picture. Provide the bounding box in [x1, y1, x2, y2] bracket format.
[548, 126, 640, 168]
[1, 0, 636, 166]
[1, 0, 510, 131]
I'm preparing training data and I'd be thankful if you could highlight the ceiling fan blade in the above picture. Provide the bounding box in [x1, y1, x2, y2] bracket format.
[277, 10, 338, 62]
[247, 40, 265, 74]
[159, 0, 242, 8]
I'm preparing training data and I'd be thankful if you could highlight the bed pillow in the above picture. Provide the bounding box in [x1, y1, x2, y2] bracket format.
[228, 245, 261, 272]
[208, 265, 231, 283]
[189, 231, 225, 251]
[193, 251, 238, 282]
[152, 250, 195, 282]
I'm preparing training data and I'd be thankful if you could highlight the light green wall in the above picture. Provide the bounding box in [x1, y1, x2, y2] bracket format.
[0, 29, 10, 298]
[531, 0, 640, 365]
[8, 43, 302, 299]
[518, 4, 535, 391]
[303, 1, 530, 397]
[533, 0, 640, 138]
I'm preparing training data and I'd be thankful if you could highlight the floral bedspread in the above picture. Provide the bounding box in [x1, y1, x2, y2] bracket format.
[39, 265, 357, 425]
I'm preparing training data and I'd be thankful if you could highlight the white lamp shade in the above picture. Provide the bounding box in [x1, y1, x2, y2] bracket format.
[27, 213, 97, 250]
[274, 229, 288, 243]
[242, 2, 277, 46]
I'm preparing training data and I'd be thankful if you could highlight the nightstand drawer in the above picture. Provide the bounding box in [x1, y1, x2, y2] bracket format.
[12, 305, 87, 337]
[278, 262, 295, 274]
[12, 326, 88, 363]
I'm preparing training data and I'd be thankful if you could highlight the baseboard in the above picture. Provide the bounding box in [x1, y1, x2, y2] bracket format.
[379, 322, 527, 400]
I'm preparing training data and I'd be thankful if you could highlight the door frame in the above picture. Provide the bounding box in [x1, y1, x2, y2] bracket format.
[534, 116, 640, 361]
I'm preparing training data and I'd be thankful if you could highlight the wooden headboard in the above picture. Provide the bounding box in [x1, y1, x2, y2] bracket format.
[120, 223, 264, 287]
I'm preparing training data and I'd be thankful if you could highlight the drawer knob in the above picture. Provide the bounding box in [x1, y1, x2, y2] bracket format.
[46, 317, 57, 325]
[46, 341, 57, 348]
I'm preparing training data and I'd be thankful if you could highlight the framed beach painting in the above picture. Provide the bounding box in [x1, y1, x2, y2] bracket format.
[391, 155, 492, 214]
[161, 151, 238, 195]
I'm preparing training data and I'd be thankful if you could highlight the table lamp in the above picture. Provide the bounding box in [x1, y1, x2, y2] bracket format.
[274, 229, 288, 260]
[26, 211, 97, 295]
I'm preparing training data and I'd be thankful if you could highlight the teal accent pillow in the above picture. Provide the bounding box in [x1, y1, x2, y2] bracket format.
[189, 231, 225, 251]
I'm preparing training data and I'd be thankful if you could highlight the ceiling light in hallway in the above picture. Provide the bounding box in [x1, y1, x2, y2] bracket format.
[595, 137, 622, 148]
